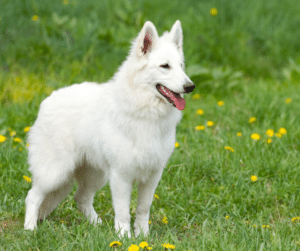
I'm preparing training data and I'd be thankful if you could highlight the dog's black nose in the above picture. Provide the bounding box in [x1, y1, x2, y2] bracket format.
[183, 82, 195, 93]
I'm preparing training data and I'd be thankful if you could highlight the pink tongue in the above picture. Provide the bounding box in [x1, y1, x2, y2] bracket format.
[171, 93, 186, 110]
[161, 86, 186, 110]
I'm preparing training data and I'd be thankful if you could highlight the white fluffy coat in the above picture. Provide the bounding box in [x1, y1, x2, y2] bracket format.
[24, 20, 194, 237]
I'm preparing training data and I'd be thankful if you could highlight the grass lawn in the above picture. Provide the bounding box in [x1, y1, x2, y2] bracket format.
[1, 0, 300, 250]
[1, 76, 300, 250]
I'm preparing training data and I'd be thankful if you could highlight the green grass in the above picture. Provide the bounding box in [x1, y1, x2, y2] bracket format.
[1, 0, 300, 250]
[2, 77, 300, 250]
[1, 0, 300, 80]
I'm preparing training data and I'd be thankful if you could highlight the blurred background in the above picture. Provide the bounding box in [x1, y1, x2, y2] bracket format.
[1, 0, 300, 102]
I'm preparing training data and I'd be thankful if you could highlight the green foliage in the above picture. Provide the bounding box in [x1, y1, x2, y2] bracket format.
[283, 58, 300, 85]
[1, 0, 300, 78]
[186, 64, 244, 98]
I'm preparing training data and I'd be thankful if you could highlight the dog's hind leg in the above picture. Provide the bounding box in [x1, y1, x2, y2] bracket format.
[24, 176, 74, 230]
[24, 181, 73, 230]
[24, 153, 76, 230]
[38, 181, 74, 220]
[74, 165, 108, 225]
[24, 186, 46, 230]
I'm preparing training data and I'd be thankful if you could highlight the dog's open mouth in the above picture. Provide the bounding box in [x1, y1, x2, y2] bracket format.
[156, 84, 186, 110]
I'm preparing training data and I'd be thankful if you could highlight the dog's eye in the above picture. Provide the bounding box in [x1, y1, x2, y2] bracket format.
[160, 64, 170, 69]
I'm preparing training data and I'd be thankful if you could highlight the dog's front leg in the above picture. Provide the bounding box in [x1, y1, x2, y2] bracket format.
[110, 170, 133, 238]
[134, 170, 163, 237]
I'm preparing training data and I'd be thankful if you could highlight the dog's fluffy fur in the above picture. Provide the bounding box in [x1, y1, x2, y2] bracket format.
[24, 20, 194, 237]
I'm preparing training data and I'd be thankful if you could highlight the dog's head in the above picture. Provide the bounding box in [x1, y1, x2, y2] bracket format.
[128, 20, 195, 112]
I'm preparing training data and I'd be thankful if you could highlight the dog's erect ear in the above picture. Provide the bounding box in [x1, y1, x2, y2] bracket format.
[136, 21, 159, 57]
[169, 20, 183, 51]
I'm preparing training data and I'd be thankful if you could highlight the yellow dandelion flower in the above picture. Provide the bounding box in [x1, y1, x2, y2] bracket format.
[139, 242, 152, 250]
[10, 131, 16, 137]
[161, 243, 175, 249]
[26, 143, 30, 148]
[207, 121, 214, 127]
[266, 129, 274, 137]
[262, 225, 270, 228]
[275, 133, 282, 138]
[32, 15, 39, 21]
[278, 127, 287, 135]
[139, 242, 149, 248]
[154, 194, 159, 199]
[19, 148, 23, 151]
[128, 244, 139, 251]
[162, 216, 168, 224]
[267, 138, 272, 144]
[253, 224, 257, 227]
[225, 215, 230, 219]
[249, 117, 257, 123]
[148, 220, 151, 224]
[196, 125, 205, 131]
[251, 175, 257, 182]
[291, 217, 300, 223]
[192, 94, 200, 100]
[251, 133, 260, 141]
[197, 109, 204, 115]
[224, 146, 234, 152]
[285, 98, 292, 103]
[237, 132, 242, 137]
[210, 8, 218, 16]
[0, 135, 7, 143]
[24, 127, 31, 132]
[23, 175, 32, 183]
[217, 101, 224, 106]
[175, 142, 179, 148]
[13, 137, 22, 143]
[109, 241, 122, 248]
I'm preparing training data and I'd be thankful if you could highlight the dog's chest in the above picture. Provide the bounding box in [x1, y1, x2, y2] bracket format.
[101, 117, 176, 172]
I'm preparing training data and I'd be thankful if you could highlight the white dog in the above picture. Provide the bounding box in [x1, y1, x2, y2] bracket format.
[24, 20, 194, 237]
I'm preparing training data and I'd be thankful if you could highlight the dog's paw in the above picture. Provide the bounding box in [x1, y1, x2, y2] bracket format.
[88, 211, 102, 225]
[91, 216, 102, 225]
[24, 221, 36, 230]
[134, 221, 149, 237]
[115, 222, 131, 238]
[118, 228, 131, 238]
